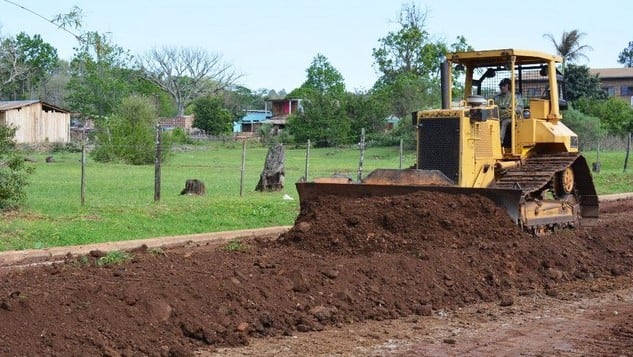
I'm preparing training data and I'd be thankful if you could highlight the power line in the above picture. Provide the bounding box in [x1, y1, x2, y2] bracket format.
[2, 0, 81, 41]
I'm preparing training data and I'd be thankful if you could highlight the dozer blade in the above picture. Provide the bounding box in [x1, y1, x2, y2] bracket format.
[296, 182, 524, 225]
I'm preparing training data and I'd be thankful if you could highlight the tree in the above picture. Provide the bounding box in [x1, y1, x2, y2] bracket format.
[564, 64, 607, 101]
[373, 72, 438, 120]
[2, 32, 58, 99]
[138, 47, 241, 116]
[40, 59, 71, 107]
[0, 31, 28, 88]
[562, 108, 605, 150]
[51, 6, 134, 117]
[191, 96, 233, 135]
[618, 41, 633, 68]
[66, 31, 134, 119]
[574, 97, 633, 136]
[372, 4, 469, 84]
[0, 125, 33, 210]
[287, 94, 351, 147]
[125, 67, 177, 117]
[345, 90, 391, 136]
[301, 53, 346, 97]
[371, 3, 471, 120]
[287, 54, 352, 146]
[222, 85, 266, 121]
[91, 95, 169, 164]
[543, 30, 592, 74]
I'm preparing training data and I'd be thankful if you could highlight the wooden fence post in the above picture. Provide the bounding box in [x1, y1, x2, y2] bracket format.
[357, 128, 366, 181]
[399, 138, 404, 169]
[154, 123, 161, 202]
[81, 140, 86, 206]
[240, 140, 246, 196]
[303, 139, 310, 182]
[624, 132, 631, 173]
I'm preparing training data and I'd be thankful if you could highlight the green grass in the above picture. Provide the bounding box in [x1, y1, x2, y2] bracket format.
[583, 150, 633, 194]
[1, 142, 409, 251]
[0, 142, 630, 252]
[223, 238, 249, 252]
[97, 251, 132, 266]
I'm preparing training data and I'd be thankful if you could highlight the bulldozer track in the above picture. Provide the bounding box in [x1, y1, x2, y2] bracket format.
[493, 152, 600, 233]
[494, 152, 581, 194]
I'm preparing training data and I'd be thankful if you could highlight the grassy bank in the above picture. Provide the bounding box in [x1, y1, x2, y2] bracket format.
[1, 143, 410, 251]
[1, 143, 630, 252]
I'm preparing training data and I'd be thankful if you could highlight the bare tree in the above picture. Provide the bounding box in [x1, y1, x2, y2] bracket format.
[0, 31, 28, 86]
[1, 5, 81, 89]
[138, 46, 241, 115]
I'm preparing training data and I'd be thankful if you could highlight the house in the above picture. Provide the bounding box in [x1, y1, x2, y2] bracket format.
[262, 98, 303, 134]
[386, 115, 400, 130]
[589, 68, 633, 104]
[0, 100, 70, 144]
[236, 109, 272, 133]
[158, 115, 195, 132]
[234, 99, 303, 137]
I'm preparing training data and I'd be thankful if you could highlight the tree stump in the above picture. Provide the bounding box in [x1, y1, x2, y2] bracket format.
[255, 144, 285, 192]
[180, 179, 206, 195]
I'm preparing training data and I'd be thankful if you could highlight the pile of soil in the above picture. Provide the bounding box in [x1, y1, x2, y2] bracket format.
[1, 191, 632, 356]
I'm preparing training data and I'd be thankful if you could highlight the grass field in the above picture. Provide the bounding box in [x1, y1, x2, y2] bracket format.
[1, 142, 630, 252]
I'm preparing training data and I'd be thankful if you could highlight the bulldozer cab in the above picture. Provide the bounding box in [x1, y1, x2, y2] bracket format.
[442, 49, 574, 156]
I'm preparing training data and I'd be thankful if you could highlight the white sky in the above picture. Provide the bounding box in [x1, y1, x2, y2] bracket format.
[1, 0, 630, 92]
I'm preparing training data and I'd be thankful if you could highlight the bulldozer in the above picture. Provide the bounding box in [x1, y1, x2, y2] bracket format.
[296, 48, 599, 235]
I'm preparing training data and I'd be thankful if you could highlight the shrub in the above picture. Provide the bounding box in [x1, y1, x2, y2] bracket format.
[0, 125, 34, 210]
[562, 108, 605, 151]
[167, 127, 194, 145]
[91, 96, 173, 165]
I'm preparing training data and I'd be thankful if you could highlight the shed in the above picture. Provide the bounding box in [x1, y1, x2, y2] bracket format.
[0, 100, 70, 144]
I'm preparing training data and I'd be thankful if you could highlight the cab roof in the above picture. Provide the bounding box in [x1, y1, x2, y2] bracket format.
[448, 49, 562, 67]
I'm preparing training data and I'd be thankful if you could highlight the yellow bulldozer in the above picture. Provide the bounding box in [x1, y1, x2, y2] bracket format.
[296, 48, 599, 235]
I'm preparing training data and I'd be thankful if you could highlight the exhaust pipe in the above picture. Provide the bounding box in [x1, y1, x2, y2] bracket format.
[441, 59, 450, 109]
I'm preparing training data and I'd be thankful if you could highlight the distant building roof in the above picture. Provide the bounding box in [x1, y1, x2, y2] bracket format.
[386, 115, 400, 123]
[265, 98, 302, 103]
[241, 110, 271, 123]
[589, 68, 633, 79]
[0, 100, 69, 113]
[263, 118, 287, 125]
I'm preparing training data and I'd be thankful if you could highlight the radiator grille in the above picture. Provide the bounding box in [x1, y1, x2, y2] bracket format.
[474, 123, 493, 157]
[418, 118, 460, 182]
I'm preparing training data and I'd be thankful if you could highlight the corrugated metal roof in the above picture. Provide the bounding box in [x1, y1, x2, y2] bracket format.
[589, 68, 633, 79]
[0, 100, 39, 111]
[0, 100, 69, 113]
[241, 111, 269, 123]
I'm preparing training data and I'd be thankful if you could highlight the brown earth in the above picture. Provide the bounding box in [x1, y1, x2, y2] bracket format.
[1, 192, 632, 356]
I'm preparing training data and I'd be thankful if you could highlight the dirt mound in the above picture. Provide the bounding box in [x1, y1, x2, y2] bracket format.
[277, 191, 526, 255]
[1, 193, 632, 356]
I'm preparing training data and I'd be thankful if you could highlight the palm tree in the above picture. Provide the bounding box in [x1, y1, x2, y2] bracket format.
[543, 30, 592, 74]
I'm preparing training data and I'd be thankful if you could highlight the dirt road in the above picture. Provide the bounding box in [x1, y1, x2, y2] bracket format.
[1, 193, 632, 356]
[214, 282, 633, 356]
